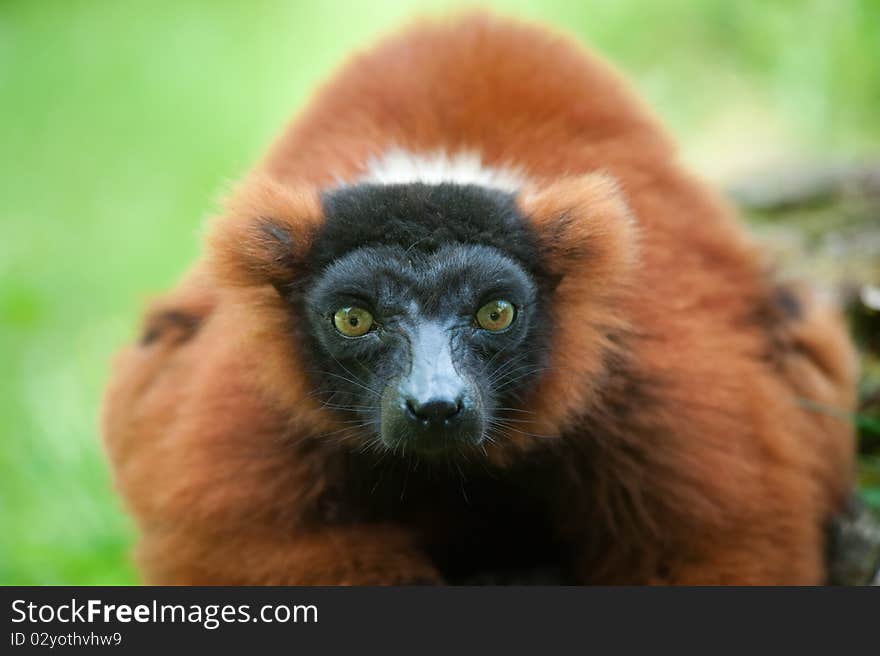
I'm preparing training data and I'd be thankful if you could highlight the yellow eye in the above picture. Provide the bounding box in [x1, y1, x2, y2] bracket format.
[476, 299, 515, 332]
[333, 307, 374, 337]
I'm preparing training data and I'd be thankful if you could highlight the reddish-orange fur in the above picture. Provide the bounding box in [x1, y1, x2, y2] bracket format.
[102, 14, 856, 584]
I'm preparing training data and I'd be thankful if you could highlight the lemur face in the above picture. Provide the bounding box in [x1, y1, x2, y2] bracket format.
[295, 183, 552, 458]
[302, 241, 544, 456]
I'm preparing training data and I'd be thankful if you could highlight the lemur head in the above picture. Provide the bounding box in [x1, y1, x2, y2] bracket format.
[209, 172, 637, 461]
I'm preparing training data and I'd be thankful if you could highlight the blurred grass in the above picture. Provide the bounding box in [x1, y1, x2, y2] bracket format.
[1, 0, 878, 584]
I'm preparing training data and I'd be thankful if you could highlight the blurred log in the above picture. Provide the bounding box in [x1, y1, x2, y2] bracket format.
[726, 162, 880, 296]
[727, 163, 880, 214]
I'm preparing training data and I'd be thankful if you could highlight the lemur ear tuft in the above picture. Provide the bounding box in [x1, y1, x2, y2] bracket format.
[519, 173, 640, 291]
[206, 175, 324, 294]
[516, 174, 640, 432]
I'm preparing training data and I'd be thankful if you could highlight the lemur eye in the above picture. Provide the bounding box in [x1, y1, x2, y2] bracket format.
[476, 300, 515, 332]
[333, 307, 374, 337]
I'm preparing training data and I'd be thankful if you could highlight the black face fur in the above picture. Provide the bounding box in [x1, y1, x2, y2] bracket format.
[292, 183, 553, 459]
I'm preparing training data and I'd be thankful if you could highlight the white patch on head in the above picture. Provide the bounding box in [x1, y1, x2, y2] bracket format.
[355, 149, 525, 192]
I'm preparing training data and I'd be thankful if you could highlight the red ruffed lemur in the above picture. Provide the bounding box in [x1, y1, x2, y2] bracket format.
[102, 14, 857, 584]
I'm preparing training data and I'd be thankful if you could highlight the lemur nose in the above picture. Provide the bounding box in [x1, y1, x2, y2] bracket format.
[405, 396, 464, 426]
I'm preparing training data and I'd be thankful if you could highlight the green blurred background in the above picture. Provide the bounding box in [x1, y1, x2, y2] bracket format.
[1, 0, 878, 584]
